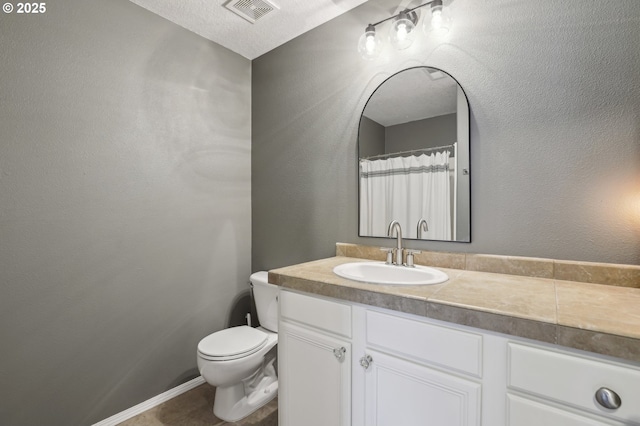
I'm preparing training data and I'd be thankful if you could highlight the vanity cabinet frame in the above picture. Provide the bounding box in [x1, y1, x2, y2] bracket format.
[278, 289, 640, 426]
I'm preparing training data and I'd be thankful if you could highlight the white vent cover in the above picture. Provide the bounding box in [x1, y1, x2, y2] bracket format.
[224, 0, 279, 24]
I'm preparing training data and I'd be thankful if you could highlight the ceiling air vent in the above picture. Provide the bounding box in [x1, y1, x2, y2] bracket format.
[224, 0, 279, 24]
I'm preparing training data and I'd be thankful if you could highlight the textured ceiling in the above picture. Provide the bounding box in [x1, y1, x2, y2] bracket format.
[129, 0, 369, 60]
[364, 67, 458, 127]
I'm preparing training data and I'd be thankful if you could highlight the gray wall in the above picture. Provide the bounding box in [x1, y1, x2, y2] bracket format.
[456, 87, 471, 241]
[0, 1, 251, 425]
[358, 116, 386, 158]
[252, 0, 640, 269]
[386, 113, 457, 153]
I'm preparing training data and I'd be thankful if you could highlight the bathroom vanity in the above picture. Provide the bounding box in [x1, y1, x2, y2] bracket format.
[271, 245, 640, 426]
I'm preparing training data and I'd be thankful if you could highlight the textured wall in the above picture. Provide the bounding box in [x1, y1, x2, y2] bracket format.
[0, 1, 251, 424]
[252, 0, 640, 269]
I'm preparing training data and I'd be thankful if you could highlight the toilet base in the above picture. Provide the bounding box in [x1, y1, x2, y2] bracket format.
[213, 376, 278, 422]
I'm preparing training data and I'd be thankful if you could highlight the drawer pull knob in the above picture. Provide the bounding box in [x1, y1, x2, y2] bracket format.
[333, 346, 347, 362]
[595, 387, 621, 410]
[360, 354, 373, 370]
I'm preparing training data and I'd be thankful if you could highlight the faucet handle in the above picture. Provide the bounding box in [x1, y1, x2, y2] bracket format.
[405, 250, 421, 267]
[380, 247, 394, 265]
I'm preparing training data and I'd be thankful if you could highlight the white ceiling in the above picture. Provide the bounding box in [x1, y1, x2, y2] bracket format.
[364, 67, 458, 127]
[129, 0, 369, 60]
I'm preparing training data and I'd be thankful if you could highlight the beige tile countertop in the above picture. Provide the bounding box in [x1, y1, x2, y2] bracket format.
[269, 254, 640, 364]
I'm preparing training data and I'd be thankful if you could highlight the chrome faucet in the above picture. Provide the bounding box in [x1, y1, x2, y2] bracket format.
[417, 219, 429, 239]
[387, 220, 404, 266]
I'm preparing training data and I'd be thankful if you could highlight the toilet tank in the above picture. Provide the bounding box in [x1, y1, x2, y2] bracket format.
[250, 271, 279, 332]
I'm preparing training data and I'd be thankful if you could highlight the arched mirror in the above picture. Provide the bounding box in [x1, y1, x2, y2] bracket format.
[358, 66, 470, 242]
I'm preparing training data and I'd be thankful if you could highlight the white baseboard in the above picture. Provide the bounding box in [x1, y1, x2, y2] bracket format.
[92, 376, 206, 426]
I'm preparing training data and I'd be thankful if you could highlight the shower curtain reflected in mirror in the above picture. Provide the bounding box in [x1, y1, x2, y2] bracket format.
[359, 151, 452, 240]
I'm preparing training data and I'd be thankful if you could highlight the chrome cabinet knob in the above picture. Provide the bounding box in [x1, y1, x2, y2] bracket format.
[595, 387, 622, 410]
[333, 346, 347, 362]
[360, 354, 373, 370]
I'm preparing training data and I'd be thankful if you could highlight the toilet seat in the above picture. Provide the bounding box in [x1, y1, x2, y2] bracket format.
[198, 326, 268, 361]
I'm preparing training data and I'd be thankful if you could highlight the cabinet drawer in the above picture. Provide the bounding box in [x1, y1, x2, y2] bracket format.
[507, 394, 623, 426]
[366, 310, 483, 377]
[280, 290, 351, 338]
[508, 342, 640, 423]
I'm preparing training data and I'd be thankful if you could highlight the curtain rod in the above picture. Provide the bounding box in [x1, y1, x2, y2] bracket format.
[361, 143, 455, 161]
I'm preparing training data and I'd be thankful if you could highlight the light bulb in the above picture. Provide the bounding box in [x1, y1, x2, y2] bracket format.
[397, 23, 408, 41]
[358, 24, 382, 60]
[365, 34, 376, 53]
[431, 9, 443, 29]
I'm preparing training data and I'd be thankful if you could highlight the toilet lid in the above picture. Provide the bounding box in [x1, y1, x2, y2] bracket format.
[197, 326, 268, 358]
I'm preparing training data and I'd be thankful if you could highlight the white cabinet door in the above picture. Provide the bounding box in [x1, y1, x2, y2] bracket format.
[278, 321, 351, 426]
[363, 349, 481, 426]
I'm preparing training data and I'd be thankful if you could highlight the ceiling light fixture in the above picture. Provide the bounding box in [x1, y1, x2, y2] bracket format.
[357, 24, 383, 60]
[358, 0, 452, 60]
[389, 9, 418, 50]
[423, 0, 451, 35]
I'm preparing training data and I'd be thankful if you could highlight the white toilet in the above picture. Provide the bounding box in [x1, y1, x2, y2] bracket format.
[197, 271, 279, 422]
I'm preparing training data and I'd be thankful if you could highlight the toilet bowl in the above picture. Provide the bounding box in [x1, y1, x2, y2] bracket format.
[197, 271, 279, 422]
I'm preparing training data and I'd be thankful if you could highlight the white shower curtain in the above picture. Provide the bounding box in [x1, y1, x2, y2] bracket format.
[360, 151, 451, 240]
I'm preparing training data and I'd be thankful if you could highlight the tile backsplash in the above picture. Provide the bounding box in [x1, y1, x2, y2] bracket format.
[336, 243, 640, 288]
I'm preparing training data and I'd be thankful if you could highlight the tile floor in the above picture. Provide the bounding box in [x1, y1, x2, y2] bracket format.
[118, 384, 278, 426]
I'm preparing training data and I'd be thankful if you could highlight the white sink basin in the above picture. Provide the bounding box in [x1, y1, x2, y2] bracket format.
[333, 261, 448, 286]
